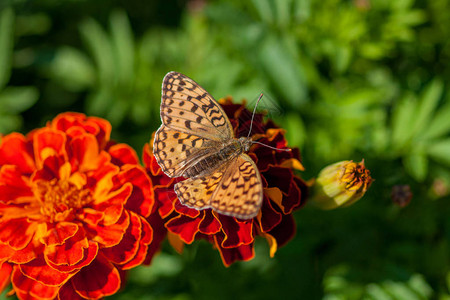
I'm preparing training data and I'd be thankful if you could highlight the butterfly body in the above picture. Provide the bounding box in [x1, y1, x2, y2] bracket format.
[153, 71, 263, 219]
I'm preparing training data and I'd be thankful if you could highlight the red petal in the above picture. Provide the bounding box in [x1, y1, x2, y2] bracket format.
[109, 144, 139, 166]
[115, 165, 154, 217]
[47, 241, 98, 273]
[166, 215, 201, 244]
[0, 262, 12, 293]
[198, 213, 221, 234]
[71, 255, 120, 299]
[0, 219, 36, 250]
[262, 166, 293, 195]
[143, 212, 166, 265]
[0, 133, 35, 174]
[85, 211, 129, 247]
[102, 212, 142, 265]
[215, 236, 254, 267]
[44, 228, 89, 266]
[174, 199, 200, 218]
[259, 196, 283, 233]
[12, 266, 60, 300]
[218, 215, 254, 248]
[9, 241, 42, 264]
[0, 165, 33, 203]
[267, 214, 296, 248]
[43, 222, 78, 246]
[121, 216, 153, 269]
[57, 283, 81, 300]
[19, 255, 71, 286]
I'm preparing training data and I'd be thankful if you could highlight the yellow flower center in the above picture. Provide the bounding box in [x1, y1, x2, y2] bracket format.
[34, 179, 92, 222]
[341, 161, 372, 193]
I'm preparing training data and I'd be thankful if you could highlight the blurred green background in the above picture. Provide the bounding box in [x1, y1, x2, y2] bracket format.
[1, 0, 449, 299]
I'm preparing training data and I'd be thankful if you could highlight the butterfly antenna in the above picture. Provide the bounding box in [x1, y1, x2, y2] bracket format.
[252, 141, 291, 152]
[247, 93, 264, 138]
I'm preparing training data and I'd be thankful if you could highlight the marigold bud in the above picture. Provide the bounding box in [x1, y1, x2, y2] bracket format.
[312, 160, 373, 210]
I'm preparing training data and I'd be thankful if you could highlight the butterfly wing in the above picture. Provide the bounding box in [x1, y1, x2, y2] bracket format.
[174, 169, 225, 210]
[173, 154, 263, 219]
[211, 154, 263, 219]
[159, 71, 233, 141]
[153, 125, 222, 177]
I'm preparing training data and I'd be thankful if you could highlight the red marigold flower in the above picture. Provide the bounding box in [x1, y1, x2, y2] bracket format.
[143, 98, 308, 266]
[0, 113, 160, 299]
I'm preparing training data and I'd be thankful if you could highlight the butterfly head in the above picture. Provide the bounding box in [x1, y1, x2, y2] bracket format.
[238, 137, 253, 152]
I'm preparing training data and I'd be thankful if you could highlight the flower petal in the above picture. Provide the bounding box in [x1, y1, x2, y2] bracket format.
[12, 266, 60, 300]
[71, 255, 121, 299]
[44, 227, 89, 267]
[42, 222, 78, 246]
[214, 235, 254, 267]
[0, 262, 12, 293]
[115, 165, 153, 217]
[218, 215, 254, 248]
[166, 215, 202, 244]
[109, 144, 139, 166]
[0, 219, 36, 250]
[19, 255, 71, 286]
[0, 133, 35, 174]
[47, 241, 98, 273]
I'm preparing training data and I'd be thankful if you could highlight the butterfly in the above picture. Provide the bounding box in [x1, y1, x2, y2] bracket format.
[153, 72, 287, 219]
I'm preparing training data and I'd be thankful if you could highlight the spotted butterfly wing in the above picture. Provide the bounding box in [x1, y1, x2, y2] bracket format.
[153, 71, 263, 219]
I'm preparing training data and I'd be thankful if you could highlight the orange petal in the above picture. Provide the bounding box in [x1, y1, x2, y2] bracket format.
[33, 128, 67, 169]
[0, 133, 35, 174]
[70, 134, 99, 173]
[86, 211, 129, 247]
[167, 232, 184, 254]
[0, 219, 36, 250]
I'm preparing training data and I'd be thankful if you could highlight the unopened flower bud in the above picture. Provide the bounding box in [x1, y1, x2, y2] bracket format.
[312, 160, 373, 210]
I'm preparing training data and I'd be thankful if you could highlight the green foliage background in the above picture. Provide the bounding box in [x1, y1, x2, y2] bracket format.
[1, 0, 449, 299]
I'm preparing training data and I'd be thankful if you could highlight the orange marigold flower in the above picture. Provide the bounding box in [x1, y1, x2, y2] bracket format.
[0, 112, 160, 300]
[143, 98, 308, 266]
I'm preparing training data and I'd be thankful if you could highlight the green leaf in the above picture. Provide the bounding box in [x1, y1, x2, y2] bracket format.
[110, 10, 134, 84]
[0, 113, 21, 134]
[251, 0, 274, 24]
[381, 281, 421, 300]
[427, 139, 450, 166]
[259, 35, 307, 106]
[51, 46, 95, 91]
[0, 7, 14, 89]
[413, 79, 443, 137]
[408, 274, 433, 299]
[391, 93, 416, 152]
[365, 283, 393, 300]
[421, 99, 450, 140]
[79, 18, 114, 84]
[0, 86, 38, 113]
[403, 151, 428, 182]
